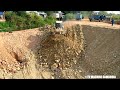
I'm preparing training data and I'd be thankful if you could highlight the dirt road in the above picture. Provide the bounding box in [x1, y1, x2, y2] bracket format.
[64, 19, 120, 29]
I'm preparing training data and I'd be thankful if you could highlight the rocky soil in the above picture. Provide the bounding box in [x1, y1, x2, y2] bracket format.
[0, 25, 85, 79]
[0, 19, 120, 79]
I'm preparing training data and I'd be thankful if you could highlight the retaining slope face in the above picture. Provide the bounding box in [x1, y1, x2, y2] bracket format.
[0, 25, 86, 79]
[0, 29, 41, 79]
[36, 25, 86, 79]
[81, 25, 120, 78]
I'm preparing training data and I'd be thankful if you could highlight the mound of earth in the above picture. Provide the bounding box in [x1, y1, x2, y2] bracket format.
[36, 25, 85, 79]
[0, 21, 120, 79]
[0, 25, 85, 79]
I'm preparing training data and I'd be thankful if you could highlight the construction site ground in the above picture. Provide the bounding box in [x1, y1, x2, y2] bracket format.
[64, 19, 120, 78]
[64, 19, 120, 29]
[0, 19, 120, 79]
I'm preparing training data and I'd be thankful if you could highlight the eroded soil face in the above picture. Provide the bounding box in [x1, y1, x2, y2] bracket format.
[0, 25, 85, 79]
[0, 29, 42, 78]
[37, 35, 84, 78]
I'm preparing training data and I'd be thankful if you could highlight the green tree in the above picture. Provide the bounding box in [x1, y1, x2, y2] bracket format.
[80, 11, 93, 17]
[44, 11, 55, 16]
[15, 11, 27, 17]
[65, 13, 75, 20]
[4, 11, 57, 31]
[98, 11, 108, 15]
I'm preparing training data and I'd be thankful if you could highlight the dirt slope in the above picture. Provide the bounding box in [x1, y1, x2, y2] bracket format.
[80, 25, 120, 78]
[0, 28, 42, 78]
[0, 19, 120, 79]
[0, 25, 85, 79]
[36, 25, 85, 79]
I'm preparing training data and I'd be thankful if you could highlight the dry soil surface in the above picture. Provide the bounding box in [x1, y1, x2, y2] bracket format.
[0, 19, 120, 79]
[64, 19, 120, 78]
[64, 19, 120, 29]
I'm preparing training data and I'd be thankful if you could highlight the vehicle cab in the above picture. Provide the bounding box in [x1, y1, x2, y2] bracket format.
[53, 21, 65, 34]
[55, 21, 64, 29]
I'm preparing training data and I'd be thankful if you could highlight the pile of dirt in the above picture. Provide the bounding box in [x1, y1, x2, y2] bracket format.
[36, 25, 86, 79]
[0, 28, 42, 79]
[0, 25, 86, 79]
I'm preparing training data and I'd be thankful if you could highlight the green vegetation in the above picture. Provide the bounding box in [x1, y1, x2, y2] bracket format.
[1, 11, 120, 32]
[81, 11, 93, 17]
[0, 22, 9, 29]
[0, 11, 56, 32]
[0, 22, 11, 32]
[64, 13, 75, 20]
[98, 11, 108, 15]
[112, 15, 120, 21]
[44, 16, 56, 25]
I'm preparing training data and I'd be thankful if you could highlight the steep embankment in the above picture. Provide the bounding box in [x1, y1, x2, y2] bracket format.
[80, 25, 120, 78]
[0, 25, 85, 79]
[0, 28, 42, 79]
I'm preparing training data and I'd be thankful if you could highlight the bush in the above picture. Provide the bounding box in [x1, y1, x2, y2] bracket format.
[0, 22, 9, 29]
[3, 11, 56, 32]
[5, 12, 26, 30]
[0, 22, 11, 32]
[5, 12, 41, 30]
[65, 13, 75, 20]
[15, 16, 26, 30]
[32, 14, 44, 28]
[112, 15, 120, 21]
[25, 12, 45, 28]
[44, 16, 56, 25]
[0, 29, 7, 32]
[15, 11, 27, 17]
[5, 11, 14, 22]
